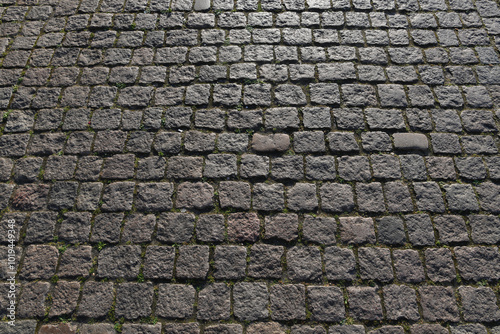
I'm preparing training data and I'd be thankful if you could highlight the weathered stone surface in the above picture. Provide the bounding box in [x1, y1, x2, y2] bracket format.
[252, 133, 290, 152]
[227, 212, 260, 242]
[233, 282, 269, 321]
[176, 182, 214, 210]
[3, 1, 500, 331]
[393, 133, 429, 151]
[419, 286, 459, 322]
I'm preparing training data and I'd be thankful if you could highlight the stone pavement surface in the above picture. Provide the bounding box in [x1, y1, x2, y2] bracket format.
[0, 0, 500, 333]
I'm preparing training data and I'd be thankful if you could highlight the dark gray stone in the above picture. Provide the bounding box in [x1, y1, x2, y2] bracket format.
[156, 284, 195, 319]
[307, 286, 345, 322]
[287, 246, 322, 282]
[233, 282, 269, 321]
[393, 249, 425, 283]
[214, 245, 247, 279]
[348, 286, 383, 320]
[115, 283, 154, 319]
[98, 245, 141, 278]
[197, 283, 231, 320]
[270, 284, 306, 321]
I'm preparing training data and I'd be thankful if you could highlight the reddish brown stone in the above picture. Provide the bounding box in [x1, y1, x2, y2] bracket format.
[228, 212, 261, 242]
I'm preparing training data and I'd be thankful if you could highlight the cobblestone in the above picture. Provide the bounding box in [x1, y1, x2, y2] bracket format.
[0, 0, 499, 331]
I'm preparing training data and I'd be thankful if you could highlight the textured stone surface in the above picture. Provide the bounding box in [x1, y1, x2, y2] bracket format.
[2, 0, 500, 331]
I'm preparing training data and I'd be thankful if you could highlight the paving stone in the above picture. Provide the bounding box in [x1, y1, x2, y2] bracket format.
[469, 215, 500, 244]
[18, 282, 50, 318]
[358, 247, 394, 282]
[338, 156, 371, 181]
[121, 214, 156, 243]
[101, 182, 135, 212]
[233, 282, 269, 321]
[156, 284, 195, 319]
[294, 131, 326, 153]
[227, 212, 260, 242]
[475, 182, 500, 214]
[410, 324, 448, 334]
[176, 245, 209, 279]
[196, 214, 225, 243]
[456, 157, 487, 180]
[248, 244, 284, 278]
[413, 182, 445, 213]
[287, 183, 318, 211]
[287, 246, 322, 282]
[348, 286, 383, 321]
[157, 213, 195, 243]
[49, 281, 80, 317]
[204, 325, 242, 334]
[176, 182, 214, 210]
[377, 216, 406, 245]
[319, 183, 354, 213]
[214, 245, 247, 279]
[4, 1, 500, 330]
[455, 246, 500, 281]
[451, 325, 488, 334]
[122, 324, 161, 334]
[163, 323, 200, 334]
[184, 131, 216, 153]
[136, 182, 174, 212]
[253, 183, 285, 211]
[393, 133, 429, 151]
[405, 214, 435, 246]
[419, 286, 459, 321]
[361, 131, 393, 152]
[384, 181, 414, 213]
[305, 156, 336, 180]
[382, 285, 420, 321]
[369, 327, 405, 334]
[357, 182, 386, 213]
[393, 249, 425, 283]
[425, 248, 456, 282]
[307, 286, 344, 322]
[115, 283, 154, 319]
[98, 245, 141, 278]
[11, 184, 50, 211]
[197, 283, 231, 320]
[143, 246, 175, 279]
[59, 212, 92, 244]
[459, 286, 500, 322]
[270, 284, 306, 321]
[433, 215, 469, 244]
[167, 156, 202, 179]
[462, 135, 498, 154]
[20, 244, 58, 280]
[302, 215, 336, 245]
[204, 154, 237, 178]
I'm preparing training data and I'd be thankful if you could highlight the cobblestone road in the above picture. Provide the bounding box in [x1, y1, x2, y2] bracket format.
[0, 0, 500, 333]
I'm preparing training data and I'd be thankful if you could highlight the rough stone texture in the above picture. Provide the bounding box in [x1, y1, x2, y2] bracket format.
[419, 286, 460, 322]
[2, 0, 500, 330]
[459, 286, 500, 322]
[197, 283, 231, 320]
[227, 212, 260, 242]
[156, 284, 195, 319]
[383, 285, 420, 321]
[287, 246, 323, 282]
[270, 284, 306, 321]
[115, 283, 154, 319]
[233, 282, 269, 321]
[308, 286, 345, 322]
[348, 286, 384, 321]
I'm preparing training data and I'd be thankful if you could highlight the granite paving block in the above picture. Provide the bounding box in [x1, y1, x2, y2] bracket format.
[2, 0, 500, 330]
